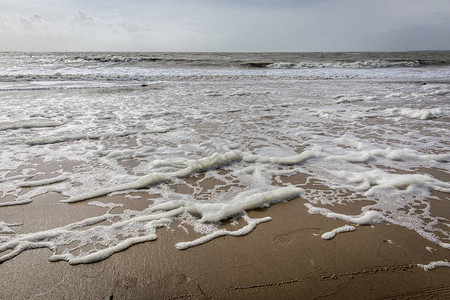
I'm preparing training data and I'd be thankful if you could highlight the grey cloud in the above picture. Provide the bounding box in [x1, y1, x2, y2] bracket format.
[0, 0, 449, 51]
[74, 11, 96, 23]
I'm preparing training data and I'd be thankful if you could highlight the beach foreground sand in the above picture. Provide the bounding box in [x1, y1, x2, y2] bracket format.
[0, 189, 449, 299]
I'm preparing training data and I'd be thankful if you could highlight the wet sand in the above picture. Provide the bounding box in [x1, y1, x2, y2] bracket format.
[1, 187, 449, 299]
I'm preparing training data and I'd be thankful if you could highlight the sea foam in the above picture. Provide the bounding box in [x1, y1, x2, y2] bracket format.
[0, 52, 449, 266]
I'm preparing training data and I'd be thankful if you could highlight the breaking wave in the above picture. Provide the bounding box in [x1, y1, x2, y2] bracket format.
[264, 60, 421, 69]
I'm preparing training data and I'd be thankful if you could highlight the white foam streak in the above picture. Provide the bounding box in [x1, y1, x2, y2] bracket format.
[152, 187, 303, 223]
[50, 220, 171, 265]
[62, 172, 172, 203]
[0, 187, 301, 264]
[176, 215, 272, 250]
[113, 208, 184, 229]
[243, 151, 317, 165]
[0, 174, 34, 184]
[321, 225, 356, 240]
[0, 209, 176, 264]
[332, 169, 450, 197]
[18, 175, 68, 188]
[0, 222, 21, 234]
[62, 151, 245, 203]
[0, 121, 62, 131]
[305, 203, 385, 225]
[50, 235, 155, 264]
[0, 199, 33, 207]
[417, 260, 450, 271]
[64, 150, 311, 204]
[329, 148, 450, 163]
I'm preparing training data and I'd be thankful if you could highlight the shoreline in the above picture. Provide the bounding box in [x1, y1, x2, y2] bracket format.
[1, 53, 449, 299]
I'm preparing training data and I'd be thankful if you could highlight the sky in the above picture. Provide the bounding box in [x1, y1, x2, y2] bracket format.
[0, 0, 449, 52]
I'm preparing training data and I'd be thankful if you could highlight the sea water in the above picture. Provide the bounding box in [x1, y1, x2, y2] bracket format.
[0, 52, 449, 265]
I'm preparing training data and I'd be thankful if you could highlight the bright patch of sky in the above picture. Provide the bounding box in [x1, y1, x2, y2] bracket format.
[0, 0, 449, 51]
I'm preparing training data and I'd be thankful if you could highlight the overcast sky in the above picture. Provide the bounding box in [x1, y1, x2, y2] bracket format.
[1, 0, 449, 52]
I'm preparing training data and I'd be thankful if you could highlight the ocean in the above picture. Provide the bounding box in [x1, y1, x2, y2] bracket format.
[0, 52, 449, 266]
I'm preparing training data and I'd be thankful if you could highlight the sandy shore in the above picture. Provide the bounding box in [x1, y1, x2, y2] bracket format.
[1, 52, 449, 299]
[1, 186, 449, 300]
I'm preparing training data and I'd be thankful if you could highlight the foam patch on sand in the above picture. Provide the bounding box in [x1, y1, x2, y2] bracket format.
[61, 150, 314, 204]
[176, 214, 271, 250]
[0, 222, 22, 234]
[0, 185, 303, 264]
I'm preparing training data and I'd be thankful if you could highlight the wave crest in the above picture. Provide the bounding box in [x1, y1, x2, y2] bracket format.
[266, 60, 421, 69]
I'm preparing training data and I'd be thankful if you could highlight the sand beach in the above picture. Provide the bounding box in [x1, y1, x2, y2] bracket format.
[0, 52, 449, 299]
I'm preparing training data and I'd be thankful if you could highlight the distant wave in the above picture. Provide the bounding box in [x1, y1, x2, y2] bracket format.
[63, 54, 435, 69]
[2, 52, 449, 70]
[78, 55, 164, 63]
[78, 56, 423, 69]
[1, 52, 449, 90]
[260, 60, 421, 69]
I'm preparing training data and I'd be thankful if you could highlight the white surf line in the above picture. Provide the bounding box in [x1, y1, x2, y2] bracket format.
[328, 148, 450, 163]
[0, 199, 33, 207]
[321, 225, 356, 240]
[0, 174, 35, 184]
[24, 127, 175, 146]
[243, 150, 318, 165]
[18, 175, 68, 187]
[0, 121, 63, 131]
[61, 172, 171, 203]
